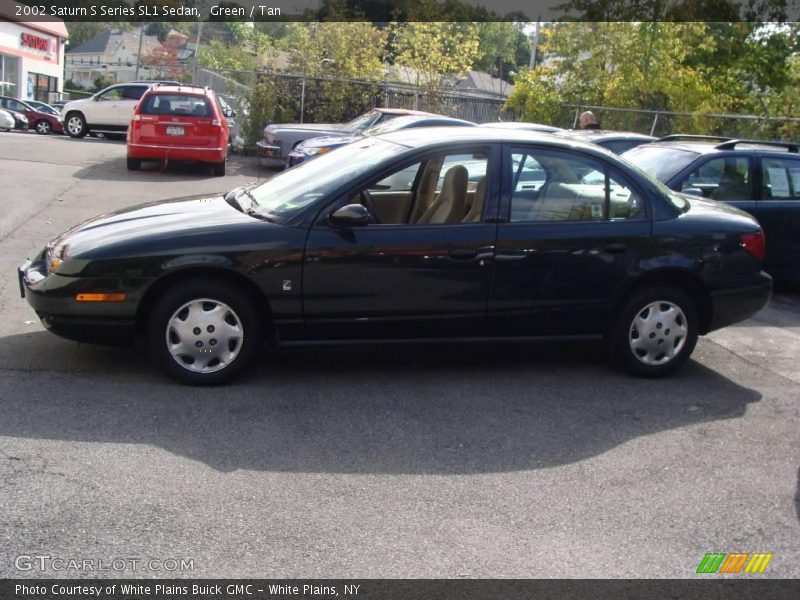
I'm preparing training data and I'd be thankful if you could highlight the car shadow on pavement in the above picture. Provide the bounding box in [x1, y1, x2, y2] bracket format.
[71, 154, 267, 182]
[0, 331, 762, 475]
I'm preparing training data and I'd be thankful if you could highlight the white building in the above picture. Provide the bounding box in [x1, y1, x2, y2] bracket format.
[0, 0, 69, 103]
[65, 28, 160, 89]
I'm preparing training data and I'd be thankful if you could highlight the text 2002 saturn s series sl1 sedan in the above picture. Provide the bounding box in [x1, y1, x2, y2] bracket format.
[19, 128, 772, 385]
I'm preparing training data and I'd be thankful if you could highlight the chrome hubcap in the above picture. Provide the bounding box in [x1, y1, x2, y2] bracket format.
[67, 116, 82, 134]
[629, 301, 687, 366]
[37, 121, 49, 133]
[165, 298, 243, 374]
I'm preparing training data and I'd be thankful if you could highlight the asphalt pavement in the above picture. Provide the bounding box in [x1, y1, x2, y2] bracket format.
[0, 131, 798, 579]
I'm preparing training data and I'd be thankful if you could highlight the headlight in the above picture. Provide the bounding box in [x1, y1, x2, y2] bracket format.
[46, 243, 69, 274]
[302, 145, 332, 157]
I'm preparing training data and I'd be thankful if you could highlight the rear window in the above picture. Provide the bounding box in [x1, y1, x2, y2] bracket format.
[622, 145, 700, 182]
[141, 94, 212, 118]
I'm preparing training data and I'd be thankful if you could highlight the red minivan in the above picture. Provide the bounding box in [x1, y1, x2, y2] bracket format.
[127, 85, 230, 176]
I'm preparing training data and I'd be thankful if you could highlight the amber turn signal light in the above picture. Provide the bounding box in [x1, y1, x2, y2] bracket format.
[75, 293, 127, 302]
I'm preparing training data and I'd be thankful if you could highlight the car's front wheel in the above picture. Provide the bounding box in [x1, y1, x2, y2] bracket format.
[35, 119, 52, 135]
[65, 112, 87, 138]
[609, 286, 698, 378]
[147, 279, 263, 385]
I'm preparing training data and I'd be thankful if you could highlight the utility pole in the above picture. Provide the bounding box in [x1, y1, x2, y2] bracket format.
[529, 19, 541, 70]
[193, 20, 204, 84]
[134, 22, 144, 80]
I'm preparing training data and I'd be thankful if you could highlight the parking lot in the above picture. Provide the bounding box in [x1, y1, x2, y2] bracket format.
[0, 131, 798, 578]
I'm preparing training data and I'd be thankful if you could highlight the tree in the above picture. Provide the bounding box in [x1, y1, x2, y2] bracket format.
[473, 22, 530, 83]
[390, 22, 481, 92]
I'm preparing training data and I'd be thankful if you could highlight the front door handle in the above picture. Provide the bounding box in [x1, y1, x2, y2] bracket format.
[448, 248, 479, 260]
[604, 243, 627, 254]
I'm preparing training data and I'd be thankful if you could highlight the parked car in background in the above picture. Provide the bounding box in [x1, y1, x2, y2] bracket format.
[479, 121, 564, 133]
[126, 84, 230, 176]
[0, 96, 63, 135]
[50, 100, 68, 112]
[24, 100, 60, 117]
[62, 80, 180, 139]
[20, 128, 770, 385]
[623, 136, 800, 283]
[287, 114, 475, 166]
[554, 129, 656, 154]
[258, 107, 436, 161]
[1, 108, 28, 131]
[0, 108, 15, 131]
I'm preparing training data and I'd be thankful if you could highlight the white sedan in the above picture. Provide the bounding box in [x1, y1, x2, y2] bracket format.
[0, 108, 15, 131]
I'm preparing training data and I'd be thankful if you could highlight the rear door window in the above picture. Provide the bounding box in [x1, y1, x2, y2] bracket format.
[760, 157, 800, 200]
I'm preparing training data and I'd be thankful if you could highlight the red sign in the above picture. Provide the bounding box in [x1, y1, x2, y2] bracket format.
[21, 33, 51, 53]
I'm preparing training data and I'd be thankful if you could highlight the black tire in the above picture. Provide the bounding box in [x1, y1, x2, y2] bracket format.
[147, 278, 263, 385]
[65, 112, 87, 138]
[608, 286, 698, 378]
[127, 157, 141, 171]
[35, 119, 51, 135]
[211, 160, 226, 177]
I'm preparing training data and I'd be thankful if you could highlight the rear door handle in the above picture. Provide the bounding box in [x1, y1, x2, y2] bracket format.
[604, 243, 627, 254]
[448, 248, 479, 260]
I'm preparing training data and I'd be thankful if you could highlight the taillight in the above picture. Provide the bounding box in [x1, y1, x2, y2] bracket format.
[132, 114, 141, 121]
[740, 231, 765, 262]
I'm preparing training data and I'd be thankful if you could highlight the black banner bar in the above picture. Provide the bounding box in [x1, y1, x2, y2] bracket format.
[2, 0, 799, 23]
[3, 579, 800, 600]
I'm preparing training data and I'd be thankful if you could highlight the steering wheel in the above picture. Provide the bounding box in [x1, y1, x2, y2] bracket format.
[360, 190, 381, 224]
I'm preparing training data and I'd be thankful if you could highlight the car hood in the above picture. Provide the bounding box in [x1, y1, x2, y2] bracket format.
[296, 133, 363, 149]
[50, 193, 270, 259]
[265, 123, 352, 134]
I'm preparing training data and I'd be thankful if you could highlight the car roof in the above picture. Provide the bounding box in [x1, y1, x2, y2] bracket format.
[555, 129, 657, 142]
[637, 136, 800, 156]
[145, 84, 214, 96]
[373, 126, 620, 156]
[374, 107, 436, 116]
[478, 121, 563, 133]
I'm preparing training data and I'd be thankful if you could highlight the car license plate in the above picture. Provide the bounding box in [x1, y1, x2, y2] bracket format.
[166, 126, 184, 136]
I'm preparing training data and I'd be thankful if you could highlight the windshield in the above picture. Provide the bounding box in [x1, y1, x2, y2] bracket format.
[622, 145, 699, 182]
[247, 138, 410, 221]
[344, 110, 380, 131]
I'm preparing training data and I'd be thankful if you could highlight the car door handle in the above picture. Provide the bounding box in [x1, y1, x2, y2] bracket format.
[448, 248, 479, 260]
[604, 243, 627, 254]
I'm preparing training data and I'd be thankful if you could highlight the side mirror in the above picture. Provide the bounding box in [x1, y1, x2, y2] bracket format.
[328, 204, 370, 227]
[682, 187, 704, 197]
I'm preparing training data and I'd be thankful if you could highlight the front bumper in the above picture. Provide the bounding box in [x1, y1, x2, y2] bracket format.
[19, 258, 140, 346]
[256, 140, 281, 158]
[707, 271, 773, 332]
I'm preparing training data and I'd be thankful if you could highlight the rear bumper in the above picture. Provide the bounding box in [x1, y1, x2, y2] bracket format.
[128, 143, 226, 164]
[707, 271, 773, 332]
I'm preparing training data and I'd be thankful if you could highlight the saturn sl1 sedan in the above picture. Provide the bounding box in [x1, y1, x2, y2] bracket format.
[19, 128, 771, 385]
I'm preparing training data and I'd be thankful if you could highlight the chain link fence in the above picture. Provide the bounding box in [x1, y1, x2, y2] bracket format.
[553, 104, 800, 141]
[190, 67, 512, 147]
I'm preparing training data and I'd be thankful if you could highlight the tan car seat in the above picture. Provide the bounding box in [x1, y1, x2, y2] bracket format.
[417, 165, 468, 224]
[464, 177, 486, 222]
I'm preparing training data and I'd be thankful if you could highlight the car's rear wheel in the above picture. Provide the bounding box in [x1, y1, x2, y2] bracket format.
[127, 157, 141, 171]
[609, 286, 698, 378]
[65, 113, 87, 138]
[211, 160, 226, 177]
[147, 279, 262, 385]
[35, 119, 51, 135]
